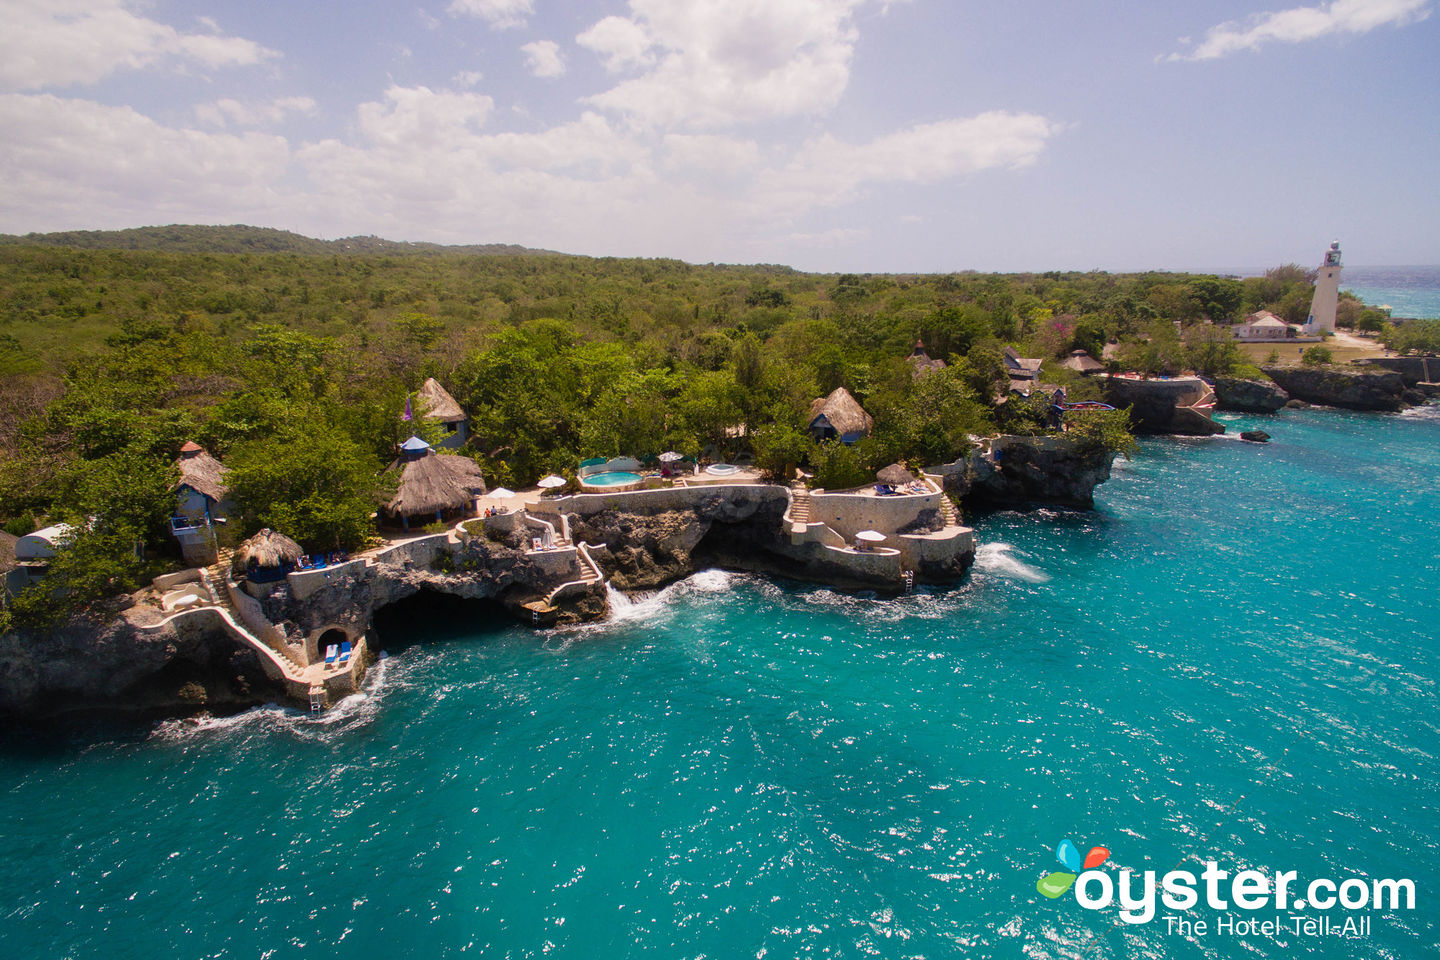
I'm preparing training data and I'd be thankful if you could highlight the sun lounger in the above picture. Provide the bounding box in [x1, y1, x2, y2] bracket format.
[325, 644, 338, 665]
[338, 641, 351, 665]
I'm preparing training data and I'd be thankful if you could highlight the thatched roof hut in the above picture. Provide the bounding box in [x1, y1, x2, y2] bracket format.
[412, 378, 466, 423]
[877, 463, 916, 486]
[174, 442, 229, 503]
[1003, 347, 1043, 380]
[235, 529, 303, 570]
[908, 340, 946, 378]
[385, 450, 487, 521]
[807, 387, 873, 443]
[0, 531, 16, 574]
[1062, 350, 1105, 375]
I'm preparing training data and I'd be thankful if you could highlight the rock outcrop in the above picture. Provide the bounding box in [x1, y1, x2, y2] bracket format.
[933, 435, 1118, 509]
[1103, 377, 1225, 435]
[1215, 377, 1289, 413]
[1240, 430, 1271, 443]
[566, 489, 792, 591]
[1261, 366, 1407, 412]
[0, 604, 283, 719]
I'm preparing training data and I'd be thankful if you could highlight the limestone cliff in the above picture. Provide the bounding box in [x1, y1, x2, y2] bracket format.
[0, 603, 283, 719]
[932, 435, 1118, 509]
[1260, 366, 1407, 412]
[1215, 377, 1289, 413]
[1103, 377, 1225, 435]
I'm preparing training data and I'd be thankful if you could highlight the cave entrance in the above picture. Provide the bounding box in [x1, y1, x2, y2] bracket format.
[317, 628, 348, 660]
[370, 590, 514, 654]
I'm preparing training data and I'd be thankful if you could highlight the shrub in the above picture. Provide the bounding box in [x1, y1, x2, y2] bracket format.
[1301, 346, 1333, 366]
[810, 441, 871, 490]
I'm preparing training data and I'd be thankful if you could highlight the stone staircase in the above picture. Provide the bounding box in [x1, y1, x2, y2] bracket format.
[789, 483, 812, 525]
[205, 547, 305, 674]
[938, 493, 960, 528]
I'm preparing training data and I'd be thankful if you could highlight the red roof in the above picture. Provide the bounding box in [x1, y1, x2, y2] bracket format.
[180, 441, 203, 454]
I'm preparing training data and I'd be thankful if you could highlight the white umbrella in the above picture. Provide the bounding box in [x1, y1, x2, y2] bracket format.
[658, 451, 684, 462]
[537, 475, 567, 489]
[490, 487, 515, 499]
[855, 530, 887, 543]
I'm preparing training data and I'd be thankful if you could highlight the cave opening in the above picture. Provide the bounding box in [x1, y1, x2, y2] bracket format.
[370, 590, 515, 654]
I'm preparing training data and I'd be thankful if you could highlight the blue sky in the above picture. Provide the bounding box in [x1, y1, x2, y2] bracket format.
[1, 0, 1436, 272]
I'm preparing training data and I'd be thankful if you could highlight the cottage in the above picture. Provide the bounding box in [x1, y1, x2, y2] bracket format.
[807, 387, 874, 444]
[384, 436, 487, 530]
[1062, 349, 1105, 375]
[1234, 311, 1293, 341]
[907, 340, 946, 378]
[171, 441, 230, 564]
[1003, 346, 1044, 381]
[404, 378, 469, 450]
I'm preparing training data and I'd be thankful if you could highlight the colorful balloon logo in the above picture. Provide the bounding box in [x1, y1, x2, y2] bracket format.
[1036, 838, 1110, 898]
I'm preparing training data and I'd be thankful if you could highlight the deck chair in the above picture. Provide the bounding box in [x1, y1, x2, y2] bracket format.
[325, 644, 338, 665]
[338, 641, 352, 665]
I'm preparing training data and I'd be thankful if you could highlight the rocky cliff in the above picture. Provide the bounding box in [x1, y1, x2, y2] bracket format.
[1260, 366, 1407, 412]
[933, 435, 1118, 509]
[566, 489, 792, 590]
[1215, 377, 1289, 413]
[0, 604, 283, 719]
[1103, 377, 1225, 435]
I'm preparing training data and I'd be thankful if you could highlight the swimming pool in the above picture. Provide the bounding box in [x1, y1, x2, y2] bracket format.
[579, 471, 644, 490]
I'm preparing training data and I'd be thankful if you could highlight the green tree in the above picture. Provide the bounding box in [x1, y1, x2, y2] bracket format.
[227, 417, 391, 550]
[1301, 346, 1334, 366]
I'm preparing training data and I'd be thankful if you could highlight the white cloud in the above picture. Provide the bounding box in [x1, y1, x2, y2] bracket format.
[447, 0, 534, 30]
[580, 0, 865, 129]
[453, 69, 485, 88]
[662, 134, 761, 178]
[1169, 0, 1430, 61]
[757, 112, 1059, 215]
[0, 92, 292, 228]
[195, 96, 317, 128]
[785, 227, 867, 246]
[576, 16, 654, 73]
[0, 0, 275, 92]
[354, 85, 495, 148]
[521, 40, 566, 78]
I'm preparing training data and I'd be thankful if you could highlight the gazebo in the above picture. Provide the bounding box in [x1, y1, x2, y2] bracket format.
[234, 528, 303, 583]
[384, 436, 487, 530]
[807, 387, 874, 444]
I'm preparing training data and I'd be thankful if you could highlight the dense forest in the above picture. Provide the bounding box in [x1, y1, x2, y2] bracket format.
[0, 226, 1429, 629]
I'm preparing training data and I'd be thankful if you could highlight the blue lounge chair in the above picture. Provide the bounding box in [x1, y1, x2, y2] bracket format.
[325, 644, 338, 665]
[339, 641, 352, 665]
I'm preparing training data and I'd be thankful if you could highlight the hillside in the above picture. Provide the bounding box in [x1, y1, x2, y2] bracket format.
[0, 224, 557, 257]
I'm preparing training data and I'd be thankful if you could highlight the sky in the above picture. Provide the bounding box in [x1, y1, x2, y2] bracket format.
[1, 0, 1436, 273]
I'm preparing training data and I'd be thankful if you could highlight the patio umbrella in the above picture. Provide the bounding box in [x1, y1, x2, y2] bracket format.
[490, 487, 515, 499]
[877, 463, 916, 486]
[855, 530, 887, 543]
[537, 475, 567, 489]
[658, 451, 684, 462]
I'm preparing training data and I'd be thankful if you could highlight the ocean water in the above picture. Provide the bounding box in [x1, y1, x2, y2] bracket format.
[2, 407, 1439, 959]
[1340, 266, 1440, 320]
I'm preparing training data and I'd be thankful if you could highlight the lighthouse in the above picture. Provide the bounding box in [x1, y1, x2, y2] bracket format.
[1303, 240, 1342, 335]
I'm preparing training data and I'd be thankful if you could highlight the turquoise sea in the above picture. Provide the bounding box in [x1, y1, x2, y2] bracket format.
[3, 407, 1439, 959]
[1341, 266, 1440, 320]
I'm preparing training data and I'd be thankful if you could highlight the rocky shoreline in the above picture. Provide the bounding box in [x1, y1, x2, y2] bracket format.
[0, 438, 1121, 722]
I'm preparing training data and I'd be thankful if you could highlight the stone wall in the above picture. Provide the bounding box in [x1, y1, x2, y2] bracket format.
[808, 485, 944, 539]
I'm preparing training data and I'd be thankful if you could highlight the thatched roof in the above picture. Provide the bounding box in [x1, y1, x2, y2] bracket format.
[1062, 350, 1105, 374]
[412, 377, 466, 423]
[0, 531, 15, 573]
[385, 451, 486, 517]
[1004, 347, 1043, 378]
[174, 444, 229, 502]
[877, 463, 916, 486]
[908, 341, 947, 378]
[235, 528, 302, 569]
[808, 387, 874, 438]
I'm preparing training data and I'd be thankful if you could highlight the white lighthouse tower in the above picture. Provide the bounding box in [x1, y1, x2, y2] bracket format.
[1303, 240, 1343, 335]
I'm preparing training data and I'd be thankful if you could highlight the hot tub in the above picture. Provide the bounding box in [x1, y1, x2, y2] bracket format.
[705, 463, 740, 476]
